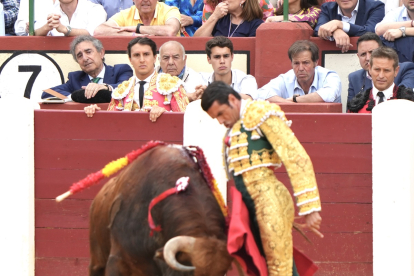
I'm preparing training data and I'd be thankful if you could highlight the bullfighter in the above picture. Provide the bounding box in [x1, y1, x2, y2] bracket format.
[201, 81, 323, 276]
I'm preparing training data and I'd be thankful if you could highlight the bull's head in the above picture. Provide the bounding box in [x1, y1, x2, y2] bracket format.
[156, 236, 233, 276]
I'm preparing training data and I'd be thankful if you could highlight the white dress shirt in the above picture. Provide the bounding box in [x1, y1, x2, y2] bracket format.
[35, 0, 107, 36]
[14, 0, 55, 36]
[375, 5, 411, 31]
[338, 0, 359, 33]
[256, 66, 342, 103]
[200, 69, 258, 99]
[182, 67, 204, 94]
[88, 67, 106, 84]
[372, 83, 395, 106]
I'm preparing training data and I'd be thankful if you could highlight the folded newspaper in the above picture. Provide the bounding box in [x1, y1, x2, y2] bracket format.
[41, 97, 73, 103]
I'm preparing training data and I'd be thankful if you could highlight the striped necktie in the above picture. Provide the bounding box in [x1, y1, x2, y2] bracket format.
[91, 77, 101, 83]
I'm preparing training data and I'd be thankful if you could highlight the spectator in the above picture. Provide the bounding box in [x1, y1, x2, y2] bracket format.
[200, 36, 258, 99]
[255, 40, 341, 103]
[165, 0, 204, 36]
[89, 0, 134, 19]
[194, 0, 264, 37]
[348, 46, 414, 113]
[42, 35, 133, 103]
[375, 0, 414, 41]
[93, 0, 180, 37]
[157, 41, 205, 101]
[202, 0, 273, 22]
[2, 0, 19, 35]
[381, 0, 402, 14]
[15, 0, 54, 36]
[84, 37, 189, 122]
[34, 0, 107, 36]
[266, 0, 321, 28]
[314, 0, 385, 52]
[347, 32, 414, 106]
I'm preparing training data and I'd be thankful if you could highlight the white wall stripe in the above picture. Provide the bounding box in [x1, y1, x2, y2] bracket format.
[372, 100, 414, 276]
[0, 96, 38, 276]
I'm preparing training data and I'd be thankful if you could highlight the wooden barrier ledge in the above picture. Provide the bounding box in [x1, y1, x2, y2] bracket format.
[39, 101, 342, 113]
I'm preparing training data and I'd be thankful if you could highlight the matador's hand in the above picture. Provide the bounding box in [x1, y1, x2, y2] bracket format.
[149, 105, 166, 122]
[296, 211, 323, 238]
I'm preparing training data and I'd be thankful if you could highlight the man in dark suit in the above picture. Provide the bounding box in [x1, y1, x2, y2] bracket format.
[42, 35, 133, 102]
[347, 32, 414, 105]
[314, 0, 384, 53]
[348, 46, 414, 113]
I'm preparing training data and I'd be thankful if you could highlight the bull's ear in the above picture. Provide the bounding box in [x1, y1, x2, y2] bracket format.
[154, 247, 165, 261]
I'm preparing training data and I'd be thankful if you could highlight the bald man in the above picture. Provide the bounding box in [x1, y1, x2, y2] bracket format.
[158, 41, 204, 101]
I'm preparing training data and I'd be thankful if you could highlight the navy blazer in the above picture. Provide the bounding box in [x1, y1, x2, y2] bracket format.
[314, 0, 384, 37]
[347, 62, 414, 104]
[42, 64, 133, 98]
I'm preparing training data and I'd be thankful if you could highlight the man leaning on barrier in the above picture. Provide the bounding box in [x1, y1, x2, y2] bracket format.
[255, 40, 342, 103]
[42, 35, 133, 103]
[93, 0, 180, 37]
[33, 0, 106, 36]
[314, 0, 384, 53]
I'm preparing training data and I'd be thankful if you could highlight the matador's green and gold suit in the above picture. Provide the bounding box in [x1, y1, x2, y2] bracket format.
[225, 100, 321, 276]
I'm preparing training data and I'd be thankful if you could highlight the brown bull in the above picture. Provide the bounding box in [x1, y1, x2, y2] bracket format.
[89, 145, 233, 276]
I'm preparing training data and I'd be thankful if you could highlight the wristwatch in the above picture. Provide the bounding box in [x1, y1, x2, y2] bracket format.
[399, 26, 406, 37]
[136, 23, 143, 34]
[293, 94, 299, 103]
[65, 25, 72, 36]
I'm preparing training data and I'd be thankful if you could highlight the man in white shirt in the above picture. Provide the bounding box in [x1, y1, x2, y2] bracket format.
[375, 0, 414, 41]
[200, 36, 258, 100]
[255, 40, 342, 103]
[157, 41, 204, 101]
[34, 0, 107, 36]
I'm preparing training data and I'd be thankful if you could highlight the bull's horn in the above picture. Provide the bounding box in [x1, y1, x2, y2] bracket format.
[163, 236, 196, 271]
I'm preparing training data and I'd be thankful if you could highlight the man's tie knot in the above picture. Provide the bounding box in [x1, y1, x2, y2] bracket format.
[377, 91, 385, 104]
[91, 77, 101, 83]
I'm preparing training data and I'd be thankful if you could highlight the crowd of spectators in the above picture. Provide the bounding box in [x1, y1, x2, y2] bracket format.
[0, 0, 412, 41]
[0, 0, 413, 114]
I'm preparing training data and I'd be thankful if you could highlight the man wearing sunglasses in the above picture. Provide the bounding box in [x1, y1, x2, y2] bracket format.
[347, 32, 414, 106]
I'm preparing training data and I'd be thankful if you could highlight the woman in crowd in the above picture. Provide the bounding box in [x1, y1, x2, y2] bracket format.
[194, 0, 264, 37]
[265, 0, 321, 28]
[165, 0, 204, 36]
[202, 0, 273, 24]
[202, 0, 273, 22]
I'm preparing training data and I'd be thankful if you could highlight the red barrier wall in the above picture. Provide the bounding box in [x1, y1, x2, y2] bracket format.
[34, 110, 372, 276]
